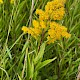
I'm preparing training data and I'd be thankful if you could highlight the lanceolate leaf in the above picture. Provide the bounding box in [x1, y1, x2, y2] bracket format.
[35, 57, 57, 71]
[34, 42, 46, 65]
[27, 53, 31, 79]
[27, 51, 34, 79]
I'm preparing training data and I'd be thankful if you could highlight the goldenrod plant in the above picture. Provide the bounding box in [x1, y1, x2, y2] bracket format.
[21, 0, 70, 80]
[0, 0, 80, 80]
[22, 0, 71, 44]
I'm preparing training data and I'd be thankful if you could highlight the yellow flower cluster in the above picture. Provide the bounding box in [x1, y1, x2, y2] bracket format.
[36, 9, 49, 20]
[22, 0, 71, 44]
[22, 20, 47, 39]
[47, 22, 71, 44]
[0, 0, 14, 4]
[0, 0, 3, 4]
[22, 26, 41, 39]
[36, 0, 66, 20]
[10, 0, 14, 4]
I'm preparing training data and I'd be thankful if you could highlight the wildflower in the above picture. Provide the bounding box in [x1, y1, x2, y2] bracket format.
[22, 26, 29, 33]
[36, 0, 66, 21]
[45, 0, 65, 20]
[36, 9, 45, 20]
[0, 0, 3, 4]
[22, 0, 71, 44]
[30, 28, 41, 39]
[51, 7, 65, 20]
[22, 26, 41, 39]
[40, 21, 46, 29]
[33, 20, 39, 28]
[47, 22, 71, 44]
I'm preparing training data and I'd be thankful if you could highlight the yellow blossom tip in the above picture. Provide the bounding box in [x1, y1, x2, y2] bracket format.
[10, 0, 14, 4]
[0, 0, 3, 4]
[22, 26, 28, 33]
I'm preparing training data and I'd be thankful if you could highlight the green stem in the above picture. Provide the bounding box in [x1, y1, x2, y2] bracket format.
[38, 30, 45, 52]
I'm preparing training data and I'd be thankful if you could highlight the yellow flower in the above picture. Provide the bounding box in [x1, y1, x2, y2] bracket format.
[47, 22, 71, 44]
[40, 21, 46, 28]
[36, 9, 42, 15]
[22, 25, 42, 39]
[10, 0, 14, 4]
[61, 32, 71, 38]
[0, 0, 3, 4]
[36, 9, 49, 20]
[45, 0, 65, 20]
[47, 36, 56, 44]
[33, 20, 39, 28]
[51, 7, 65, 20]
[22, 26, 29, 33]
[22, 0, 71, 43]
[33, 20, 47, 29]
[28, 28, 41, 39]
[36, 0, 66, 21]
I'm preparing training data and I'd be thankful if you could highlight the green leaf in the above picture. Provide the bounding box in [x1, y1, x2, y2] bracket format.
[18, 0, 26, 13]
[17, 52, 25, 70]
[22, 41, 29, 53]
[0, 67, 9, 80]
[27, 48, 34, 79]
[35, 57, 57, 71]
[18, 74, 22, 80]
[30, 62, 34, 79]
[33, 71, 38, 80]
[34, 42, 46, 65]
[6, 46, 12, 59]
[27, 53, 31, 79]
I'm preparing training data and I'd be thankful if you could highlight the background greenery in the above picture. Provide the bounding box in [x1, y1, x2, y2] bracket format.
[0, 0, 80, 80]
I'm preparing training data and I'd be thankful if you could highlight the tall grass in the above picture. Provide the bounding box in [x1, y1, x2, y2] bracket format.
[0, 0, 80, 80]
